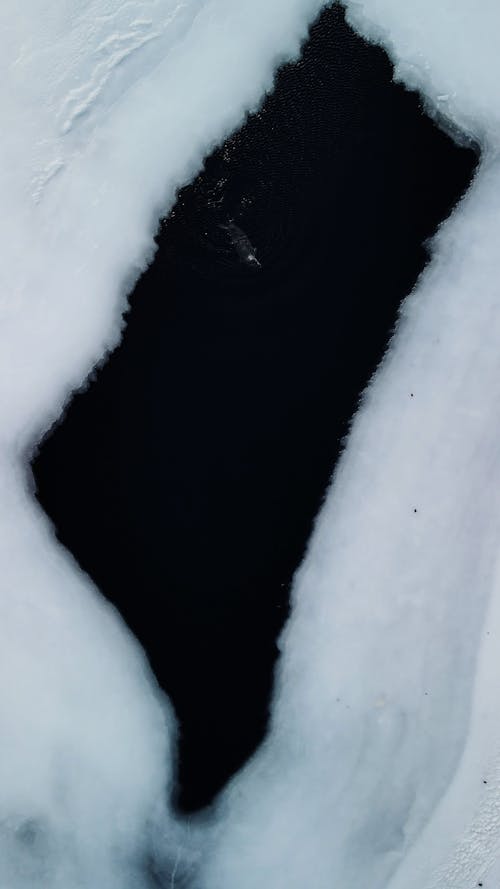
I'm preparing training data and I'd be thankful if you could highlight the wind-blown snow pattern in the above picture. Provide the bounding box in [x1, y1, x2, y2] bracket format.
[2, 0, 500, 887]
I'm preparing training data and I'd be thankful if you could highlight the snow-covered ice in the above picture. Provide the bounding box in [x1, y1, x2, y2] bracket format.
[0, 0, 324, 885]
[2, 0, 500, 887]
[196, 4, 500, 888]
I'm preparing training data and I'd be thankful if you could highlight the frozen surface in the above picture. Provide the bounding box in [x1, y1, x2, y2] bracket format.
[0, 0, 324, 885]
[3, 0, 500, 887]
[196, 3, 500, 889]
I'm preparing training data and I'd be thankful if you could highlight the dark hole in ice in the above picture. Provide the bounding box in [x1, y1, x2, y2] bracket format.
[32, 4, 478, 812]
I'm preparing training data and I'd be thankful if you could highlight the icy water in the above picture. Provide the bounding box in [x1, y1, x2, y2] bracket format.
[32, 4, 477, 812]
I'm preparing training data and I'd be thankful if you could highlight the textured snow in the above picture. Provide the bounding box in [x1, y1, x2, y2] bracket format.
[2, 0, 500, 886]
[0, 0, 324, 885]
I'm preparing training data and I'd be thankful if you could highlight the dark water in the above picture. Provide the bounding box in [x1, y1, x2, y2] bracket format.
[32, 4, 477, 813]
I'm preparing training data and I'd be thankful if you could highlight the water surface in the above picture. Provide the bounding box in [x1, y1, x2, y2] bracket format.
[33, 5, 477, 812]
